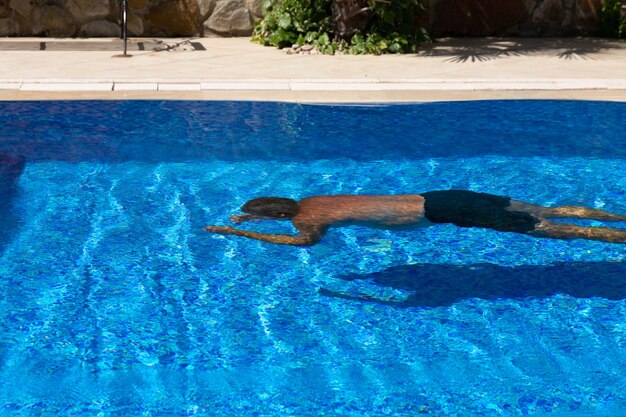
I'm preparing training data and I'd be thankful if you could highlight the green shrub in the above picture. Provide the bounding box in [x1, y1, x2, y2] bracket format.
[252, 0, 430, 54]
[598, 0, 626, 39]
[253, 0, 331, 49]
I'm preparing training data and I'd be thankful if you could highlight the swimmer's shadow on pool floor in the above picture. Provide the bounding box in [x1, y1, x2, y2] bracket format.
[0, 160, 23, 253]
[319, 262, 626, 308]
[0, 191, 20, 253]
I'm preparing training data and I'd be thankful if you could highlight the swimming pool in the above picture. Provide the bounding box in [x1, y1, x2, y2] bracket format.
[0, 100, 625, 416]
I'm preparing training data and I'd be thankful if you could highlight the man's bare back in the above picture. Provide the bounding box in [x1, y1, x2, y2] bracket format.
[204, 190, 626, 246]
[295, 195, 427, 226]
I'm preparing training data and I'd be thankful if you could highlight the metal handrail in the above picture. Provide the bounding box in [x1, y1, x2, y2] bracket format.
[119, 0, 129, 56]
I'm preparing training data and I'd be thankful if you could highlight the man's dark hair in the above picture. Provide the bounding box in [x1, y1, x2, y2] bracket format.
[241, 197, 300, 219]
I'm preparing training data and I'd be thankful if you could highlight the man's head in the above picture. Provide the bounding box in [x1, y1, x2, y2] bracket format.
[230, 197, 299, 223]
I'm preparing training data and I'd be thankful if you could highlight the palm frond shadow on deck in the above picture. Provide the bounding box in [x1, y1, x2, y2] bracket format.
[417, 37, 625, 62]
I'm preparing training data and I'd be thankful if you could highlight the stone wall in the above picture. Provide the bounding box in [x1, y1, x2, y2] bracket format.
[0, 0, 263, 37]
[0, 0, 610, 38]
[424, 0, 605, 37]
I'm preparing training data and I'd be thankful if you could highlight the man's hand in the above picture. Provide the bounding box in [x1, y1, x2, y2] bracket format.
[203, 225, 235, 234]
[203, 224, 319, 245]
[229, 214, 252, 224]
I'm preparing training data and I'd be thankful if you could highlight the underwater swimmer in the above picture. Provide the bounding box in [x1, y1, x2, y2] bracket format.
[204, 190, 626, 246]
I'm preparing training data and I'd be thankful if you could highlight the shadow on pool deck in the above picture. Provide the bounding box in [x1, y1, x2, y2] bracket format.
[320, 260, 626, 308]
[0, 39, 206, 52]
[417, 37, 626, 63]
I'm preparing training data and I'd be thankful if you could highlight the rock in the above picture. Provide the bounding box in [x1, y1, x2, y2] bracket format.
[79, 19, 119, 36]
[432, 0, 527, 36]
[12, 13, 32, 35]
[196, 0, 216, 18]
[9, 0, 32, 19]
[0, 0, 607, 38]
[0, 2, 10, 18]
[532, 0, 563, 24]
[32, 6, 76, 36]
[575, 0, 602, 32]
[562, 9, 573, 30]
[33, 0, 64, 5]
[205, 0, 252, 36]
[281, 44, 320, 55]
[129, 0, 149, 9]
[528, 0, 565, 34]
[145, 0, 202, 36]
[66, 0, 110, 24]
[523, 0, 536, 14]
[0, 17, 18, 36]
[127, 12, 143, 36]
[244, 0, 263, 18]
[414, 5, 430, 29]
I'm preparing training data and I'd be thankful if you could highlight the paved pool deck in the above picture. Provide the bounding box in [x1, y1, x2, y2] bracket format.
[1, 36, 626, 102]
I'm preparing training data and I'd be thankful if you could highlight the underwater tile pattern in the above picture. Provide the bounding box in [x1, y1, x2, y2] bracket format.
[0, 100, 625, 416]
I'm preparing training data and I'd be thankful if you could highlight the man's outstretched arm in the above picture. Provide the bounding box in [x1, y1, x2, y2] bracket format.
[204, 225, 321, 246]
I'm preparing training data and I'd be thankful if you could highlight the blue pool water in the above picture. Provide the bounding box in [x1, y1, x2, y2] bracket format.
[0, 100, 625, 416]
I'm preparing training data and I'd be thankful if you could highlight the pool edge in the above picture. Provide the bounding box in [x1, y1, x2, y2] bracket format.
[1, 89, 626, 103]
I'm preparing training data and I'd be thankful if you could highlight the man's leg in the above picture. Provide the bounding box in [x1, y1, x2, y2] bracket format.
[529, 219, 626, 243]
[508, 201, 626, 222]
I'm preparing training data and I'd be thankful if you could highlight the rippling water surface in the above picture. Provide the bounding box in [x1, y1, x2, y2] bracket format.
[1, 100, 625, 416]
